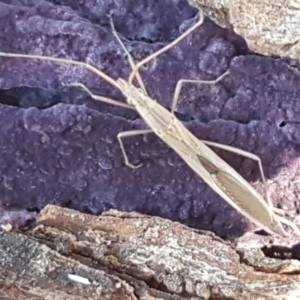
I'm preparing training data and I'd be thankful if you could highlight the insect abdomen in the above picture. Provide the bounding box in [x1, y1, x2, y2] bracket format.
[197, 155, 272, 226]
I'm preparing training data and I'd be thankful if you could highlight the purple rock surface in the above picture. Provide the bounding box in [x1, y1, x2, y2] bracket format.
[0, 0, 300, 239]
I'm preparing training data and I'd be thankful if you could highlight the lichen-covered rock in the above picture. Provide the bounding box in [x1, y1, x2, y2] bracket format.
[189, 0, 300, 60]
[0, 0, 300, 240]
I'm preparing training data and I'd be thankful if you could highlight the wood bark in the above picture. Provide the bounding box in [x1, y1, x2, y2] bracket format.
[1, 205, 300, 300]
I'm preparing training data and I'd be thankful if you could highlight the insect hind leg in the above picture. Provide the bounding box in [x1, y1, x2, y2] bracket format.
[201, 140, 296, 218]
[276, 215, 300, 236]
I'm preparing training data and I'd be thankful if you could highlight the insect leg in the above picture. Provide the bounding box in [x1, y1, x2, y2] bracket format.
[117, 129, 153, 168]
[0, 52, 120, 90]
[201, 140, 291, 216]
[171, 70, 229, 114]
[128, 8, 204, 83]
[276, 215, 300, 236]
[200, 140, 267, 186]
[64, 82, 135, 110]
[109, 16, 148, 95]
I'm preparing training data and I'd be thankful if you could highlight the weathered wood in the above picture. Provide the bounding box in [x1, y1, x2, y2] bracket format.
[0, 226, 136, 299]
[1, 205, 300, 300]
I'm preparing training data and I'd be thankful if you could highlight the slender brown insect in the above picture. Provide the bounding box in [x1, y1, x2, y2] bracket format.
[0, 8, 298, 237]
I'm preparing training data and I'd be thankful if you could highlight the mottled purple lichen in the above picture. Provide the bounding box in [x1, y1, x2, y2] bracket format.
[0, 0, 300, 239]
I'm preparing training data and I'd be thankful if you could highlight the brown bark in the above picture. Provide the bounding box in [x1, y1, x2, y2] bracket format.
[1, 205, 300, 300]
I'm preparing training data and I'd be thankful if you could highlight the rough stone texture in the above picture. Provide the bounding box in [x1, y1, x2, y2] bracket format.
[188, 0, 300, 60]
[1, 205, 300, 300]
[0, 0, 300, 241]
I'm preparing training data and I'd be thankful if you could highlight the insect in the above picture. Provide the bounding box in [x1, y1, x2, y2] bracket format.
[0, 8, 298, 237]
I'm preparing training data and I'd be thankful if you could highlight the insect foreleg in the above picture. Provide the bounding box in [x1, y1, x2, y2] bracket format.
[128, 9, 204, 84]
[0, 52, 120, 90]
[64, 82, 135, 110]
[117, 129, 153, 169]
